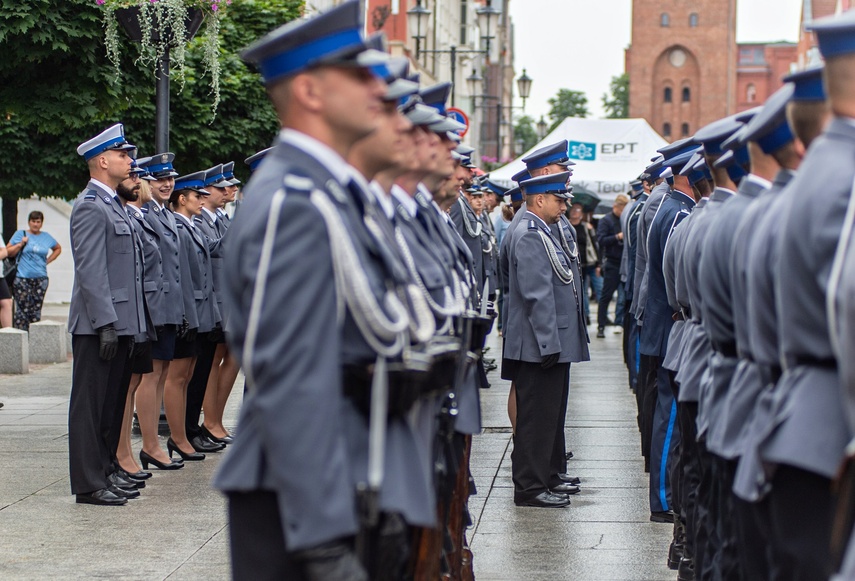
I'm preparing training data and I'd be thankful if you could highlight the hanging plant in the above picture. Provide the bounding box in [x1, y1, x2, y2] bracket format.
[96, 0, 230, 115]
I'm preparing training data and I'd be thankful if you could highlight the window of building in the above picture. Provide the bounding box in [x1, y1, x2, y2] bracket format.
[664, 87, 673, 103]
[460, 0, 468, 45]
[663, 122, 672, 137]
[746, 84, 757, 103]
[682, 87, 691, 102]
[739, 47, 767, 65]
[681, 123, 690, 137]
[689, 13, 699, 27]
[661, 13, 670, 27]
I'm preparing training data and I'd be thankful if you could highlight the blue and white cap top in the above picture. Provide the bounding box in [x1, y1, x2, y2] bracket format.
[807, 10, 855, 59]
[130, 156, 150, 177]
[240, 0, 387, 85]
[522, 140, 576, 171]
[741, 84, 795, 154]
[520, 171, 573, 199]
[419, 83, 452, 116]
[245, 147, 273, 172]
[174, 171, 210, 194]
[222, 161, 241, 186]
[783, 65, 826, 102]
[139, 152, 179, 180]
[77, 123, 137, 161]
[203, 164, 232, 188]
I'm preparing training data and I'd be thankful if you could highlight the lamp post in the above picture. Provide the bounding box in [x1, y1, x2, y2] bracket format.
[537, 116, 549, 139]
[406, 0, 430, 63]
[475, 0, 502, 57]
[516, 69, 533, 110]
[469, 67, 534, 160]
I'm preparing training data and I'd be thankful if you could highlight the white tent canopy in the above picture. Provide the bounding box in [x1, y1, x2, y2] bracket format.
[489, 117, 668, 205]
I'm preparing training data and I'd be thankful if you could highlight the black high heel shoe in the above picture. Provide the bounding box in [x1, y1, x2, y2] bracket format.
[167, 438, 205, 461]
[139, 449, 183, 471]
[201, 424, 234, 445]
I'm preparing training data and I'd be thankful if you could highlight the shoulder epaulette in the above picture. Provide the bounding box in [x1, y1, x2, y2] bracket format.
[176, 220, 186, 229]
[284, 174, 314, 192]
[192, 215, 203, 223]
[528, 219, 537, 230]
[141, 207, 149, 214]
[83, 193, 97, 201]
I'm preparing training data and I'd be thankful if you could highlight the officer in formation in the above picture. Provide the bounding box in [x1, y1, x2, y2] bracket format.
[618, 10, 855, 580]
[67, 116, 253, 504]
[210, 2, 507, 578]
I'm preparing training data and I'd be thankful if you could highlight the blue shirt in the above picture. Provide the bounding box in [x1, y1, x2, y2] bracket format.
[9, 230, 57, 279]
[494, 214, 510, 249]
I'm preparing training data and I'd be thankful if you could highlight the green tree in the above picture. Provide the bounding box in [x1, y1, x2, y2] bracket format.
[602, 73, 629, 119]
[0, 0, 303, 241]
[547, 88, 589, 131]
[513, 115, 539, 154]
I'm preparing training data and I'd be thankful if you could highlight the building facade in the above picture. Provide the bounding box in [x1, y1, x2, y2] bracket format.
[627, 0, 803, 140]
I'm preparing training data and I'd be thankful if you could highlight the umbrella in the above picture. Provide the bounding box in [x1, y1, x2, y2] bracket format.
[569, 185, 601, 213]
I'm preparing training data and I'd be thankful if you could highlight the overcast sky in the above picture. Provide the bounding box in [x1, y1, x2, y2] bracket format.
[507, 0, 804, 121]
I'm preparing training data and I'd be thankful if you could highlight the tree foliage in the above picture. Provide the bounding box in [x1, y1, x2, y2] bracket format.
[547, 88, 589, 131]
[602, 73, 629, 119]
[512, 115, 539, 154]
[0, 0, 303, 240]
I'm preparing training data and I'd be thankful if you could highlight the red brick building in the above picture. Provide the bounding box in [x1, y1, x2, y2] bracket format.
[626, 0, 798, 140]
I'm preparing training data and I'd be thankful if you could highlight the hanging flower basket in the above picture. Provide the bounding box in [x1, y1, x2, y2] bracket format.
[97, 0, 230, 115]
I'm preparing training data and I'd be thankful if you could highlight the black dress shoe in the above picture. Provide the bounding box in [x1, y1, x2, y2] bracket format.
[125, 469, 152, 480]
[650, 510, 675, 523]
[139, 450, 184, 470]
[168, 437, 206, 461]
[668, 541, 684, 569]
[116, 470, 146, 488]
[514, 491, 570, 508]
[200, 425, 234, 445]
[76, 488, 127, 506]
[551, 482, 581, 495]
[596, 327, 605, 338]
[565, 451, 574, 461]
[108, 484, 140, 499]
[109, 472, 144, 490]
[558, 473, 581, 485]
[190, 434, 225, 453]
[677, 557, 695, 581]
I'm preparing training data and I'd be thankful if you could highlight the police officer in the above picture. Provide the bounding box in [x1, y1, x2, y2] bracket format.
[506, 172, 585, 508]
[68, 123, 146, 506]
[212, 3, 407, 578]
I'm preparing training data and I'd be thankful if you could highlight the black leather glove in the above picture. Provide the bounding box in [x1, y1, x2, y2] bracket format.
[293, 540, 367, 581]
[183, 327, 197, 343]
[133, 339, 148, 358]
[541, 352, 560, 369]
[97, 324, 118, 361]
[208, 324, 224, 343]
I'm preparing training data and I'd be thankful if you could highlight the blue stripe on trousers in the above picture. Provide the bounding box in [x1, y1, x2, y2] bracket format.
[659, 399, 678, 511]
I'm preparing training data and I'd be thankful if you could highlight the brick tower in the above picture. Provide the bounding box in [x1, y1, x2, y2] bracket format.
[626, 0, 737, 141]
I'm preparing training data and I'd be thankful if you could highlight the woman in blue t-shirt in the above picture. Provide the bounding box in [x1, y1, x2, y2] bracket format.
[6, 211, 62, 331]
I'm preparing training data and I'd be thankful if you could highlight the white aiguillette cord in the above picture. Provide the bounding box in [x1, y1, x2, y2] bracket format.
[242, 188, 287, 393]
[827, 176, 855, 362]
[361, 354, 388, 526]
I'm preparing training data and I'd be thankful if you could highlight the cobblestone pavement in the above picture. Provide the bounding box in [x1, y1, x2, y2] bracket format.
[0, 306, 672, 580]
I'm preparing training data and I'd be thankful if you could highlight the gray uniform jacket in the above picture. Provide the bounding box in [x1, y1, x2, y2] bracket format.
[552, 214, 589, 352]
[213, 136, 434, 552]
[174, 215, 220, 333]
[142, 201, 184, 326]
[68, 181, 146, 337]
[450, 196, 485, 295]
[676, 188, 734, 404]
[759, 118, 855, 479]
[194, 210, 225, 322]
[499, 202, 530, 332]
[620, 198, 636, 282]
[697, 175, 767, 459]
[481, 213, 499, 297]
[504, 211, 589, 364]
[631, 182, 670, 321]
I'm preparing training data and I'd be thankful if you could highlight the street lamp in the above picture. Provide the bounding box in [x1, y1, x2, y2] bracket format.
[537, 116, 548, 139]
[407, 0, 431, 60]
[516, 69, 532, 110]
[475, 0, 502, 56]
[466, 68, 483, 100]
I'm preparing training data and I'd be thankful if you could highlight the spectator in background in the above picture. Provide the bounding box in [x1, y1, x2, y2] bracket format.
[6, 211, 61, 331]
[596, 195, 629, 338]
[0, 244, 12, 328]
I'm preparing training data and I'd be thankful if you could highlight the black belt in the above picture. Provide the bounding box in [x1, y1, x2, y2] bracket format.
[712, 341, 738, 358]
[785, 356, 837, 370]
[758, 364, 783, 385]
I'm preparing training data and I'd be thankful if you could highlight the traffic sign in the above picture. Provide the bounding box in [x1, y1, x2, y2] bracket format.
[447, 107, 470, 137]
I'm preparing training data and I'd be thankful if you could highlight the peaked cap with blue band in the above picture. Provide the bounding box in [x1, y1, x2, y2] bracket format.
[130, 156, 150, 177]
[512, 168, 531, 183]
[694, 114, 747, 156]
[382, 56, 419, 102]
[520, 171, 573, 199]
[657, 136, 695, 158]
[482, 179, 507, 197]
[630, 179, 644, 195]
[174, 171, 210, 194]
[419, 82, 452, 116]
[139, 152, 179, 180]
[807, 9, 855, 59]
[784, 65, 826, 102]
[405, 103, 444, 126]
[522, 140, 576, 170]
[662, 145, 703, 171]
[77, 123, 137, 161]
[222, 161, 241, 185]
[203, 164, 232, 188]
[505, 185, 523, 202]
[245, 147, 272, 172]
[240, 0, 386, 85]
[741, 83, 795, 154]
